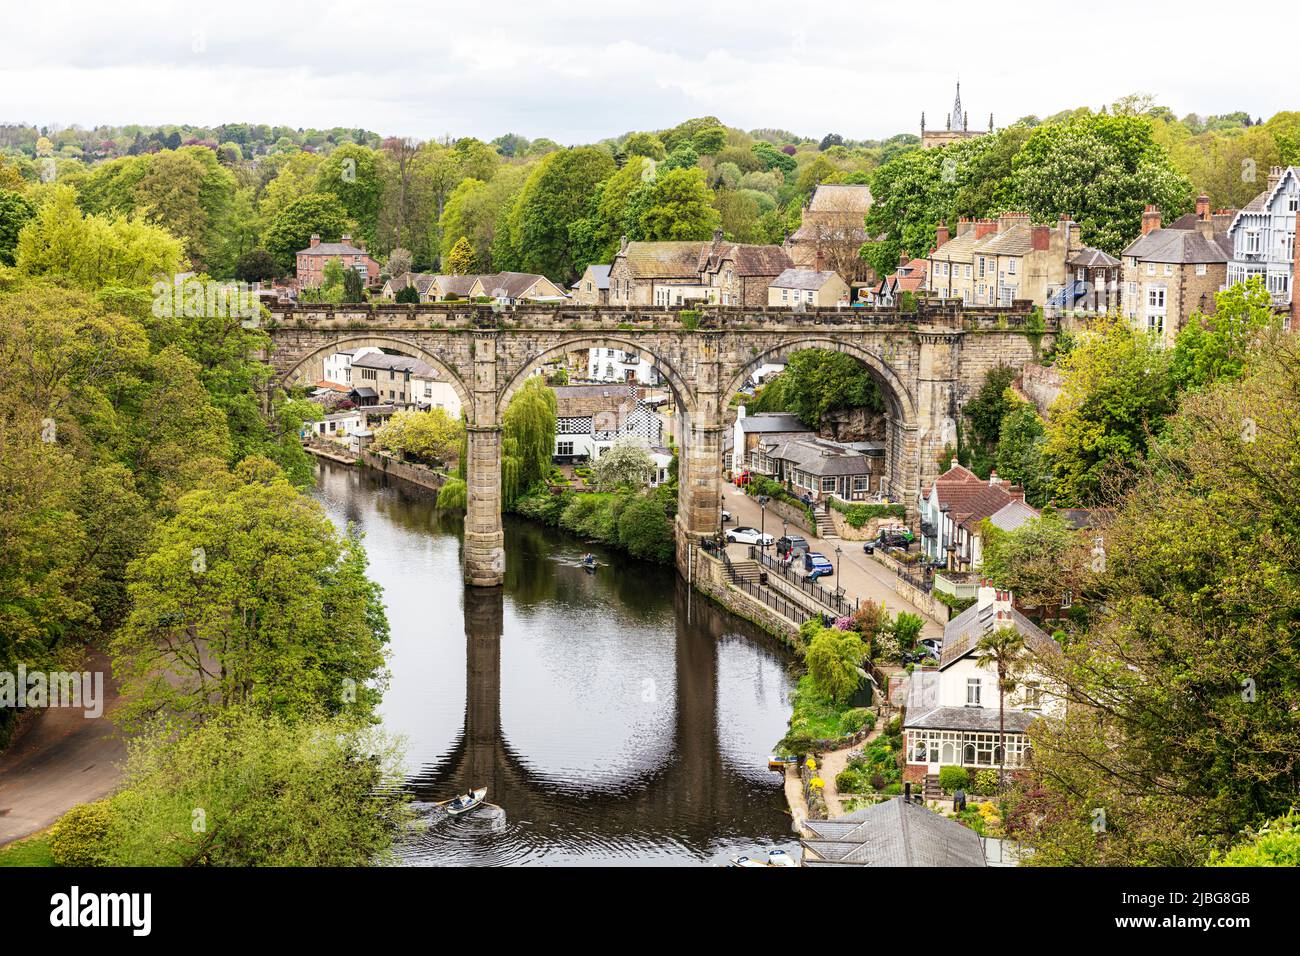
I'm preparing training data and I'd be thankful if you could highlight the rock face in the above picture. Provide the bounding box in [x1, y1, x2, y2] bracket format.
[820, 406, 887, 442]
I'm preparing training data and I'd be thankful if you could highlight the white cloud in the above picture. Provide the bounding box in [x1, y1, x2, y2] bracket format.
[3, 0, 1294, 142]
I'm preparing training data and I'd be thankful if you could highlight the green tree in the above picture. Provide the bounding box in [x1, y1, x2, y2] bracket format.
[750, 349, 884, 429]
[500, 377, 557, 506]
[112, 458, 390, 729]
[372, 408, 464, 466]
[995, 399, 1053, 506]
[263, 192, 350, 272]
[233, 247, 278, 282]
[975, 625, 1026, 790]
[446, 235, 476, 274]
[592, 439, 654, 490]
[1170, 276, 1278, 391]
[0, 188, 36, 265]
[501, 147, 615, 280]
[616, 496, 675, 562]
[314, 144, 383, 247]
[805, 625, 865, 703]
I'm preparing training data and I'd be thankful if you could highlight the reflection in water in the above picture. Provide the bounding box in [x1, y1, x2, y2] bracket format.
[313, 460, 796, 866]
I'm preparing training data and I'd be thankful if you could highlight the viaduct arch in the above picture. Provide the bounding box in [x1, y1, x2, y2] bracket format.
[265, 303, 1052, 586]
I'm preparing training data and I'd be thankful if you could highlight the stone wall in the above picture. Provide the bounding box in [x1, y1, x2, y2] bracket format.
[1017, 362, 1063, 417]
[360, 450, 451, 493]
[687, 547, 801, 645]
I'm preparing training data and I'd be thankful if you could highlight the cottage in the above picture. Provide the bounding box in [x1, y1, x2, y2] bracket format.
[295, 234, 380, 288]
[903, 585, 1061, 787]
[784, 184, 875, 283]
[469, 271, 569, 303]
[571, 263, 612, 306]
[732, 408, 815, 475]
[381, 271, 438, 301]
[309, 409, 363, 441]
[766, 436, 884, 501]
[697, 231, 793, 306]
[768, 268, 850, 308]
[801, 797, 986, 867]
[608, 238, 711, 307]
[1121, 199, 1235, 346]
[868, 257, 928, 306]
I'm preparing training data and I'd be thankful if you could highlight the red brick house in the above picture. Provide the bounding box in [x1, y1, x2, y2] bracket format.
[296, 234, 380, 288]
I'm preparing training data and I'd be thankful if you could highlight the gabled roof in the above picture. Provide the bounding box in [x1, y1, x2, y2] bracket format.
[707, 243, 793, 277]
[940, 599, 1057, 669]
[298, 240, 372, 257]
[1239, 166, 1299, 214]
[768, 437, 875, 477]
[477, 271, 560, 299]
[771, 268, 842, 291]
[351, 352, 438, 377]
[574, 264, 612, 290]
[1123, 226, 1231, 264]
[924, 463, 1025, 530]
[617, 241, 707, 280]
[1067, 246, 1120, 268]
[905, 705, 1039, 734]
[386, 271, 437, 294]
[987, 499, 1040, 532]
[806, 183, 874, 214]
[433, 274, 481, 297]
[800, 798, 985, 868]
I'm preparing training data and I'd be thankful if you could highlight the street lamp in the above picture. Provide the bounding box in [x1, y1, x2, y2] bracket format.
[757, 494, 770, 548]
[835, 544, 842, 582]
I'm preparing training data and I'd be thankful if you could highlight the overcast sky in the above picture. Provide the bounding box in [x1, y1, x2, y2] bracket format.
[5, 0, 1295, 143]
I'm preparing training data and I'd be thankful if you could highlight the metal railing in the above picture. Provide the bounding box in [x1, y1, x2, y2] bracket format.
[750, 547, 860, 617]
[720, 548, 812, 626]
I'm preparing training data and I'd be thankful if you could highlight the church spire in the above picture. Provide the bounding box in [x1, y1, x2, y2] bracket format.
[951, 80, 965, 132]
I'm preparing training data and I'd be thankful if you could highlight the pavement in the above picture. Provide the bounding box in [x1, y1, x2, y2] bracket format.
[718, 480, 944, 639]
[0, 649, 126, 847]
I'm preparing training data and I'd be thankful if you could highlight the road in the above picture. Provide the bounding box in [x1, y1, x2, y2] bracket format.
[0, 649, 126, 847]
[718, 480, 944, 639]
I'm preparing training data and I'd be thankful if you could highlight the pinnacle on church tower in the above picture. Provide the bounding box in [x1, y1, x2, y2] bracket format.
[951, 81, 965, 132]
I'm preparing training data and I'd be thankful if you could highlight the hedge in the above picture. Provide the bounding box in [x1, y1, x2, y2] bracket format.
[938, 765, 971, 793]
[827, 498, 908, 528]
[49, 801, 114, 867]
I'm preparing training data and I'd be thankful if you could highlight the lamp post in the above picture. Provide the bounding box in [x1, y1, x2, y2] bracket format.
[835, 544, 842, 583]
[757, 494, 770, 549]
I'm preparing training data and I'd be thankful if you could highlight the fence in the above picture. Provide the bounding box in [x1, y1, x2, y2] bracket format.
[720, 549, 812, 626]
[750, 547, 860, 617]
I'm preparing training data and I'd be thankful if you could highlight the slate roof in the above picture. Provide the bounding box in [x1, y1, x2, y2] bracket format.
[987, 499, 1040, 532]
[574, 264, 612, 290]
[434, 274, 481, 297]
[771, 268, 841, 291]
[1123, 226, 1231, 264]
[800, 798, 985, 867]
[940, 600, 1057, 670]
[768, 437, 875, 477]
[297, 240, 372, 257]
[618, 242, 707, 280]
[351, 352, 438, 378]
[737, 412, 812, 434]
[1067, 246, 1120, 268]
[806, 183, 874, 214]
[386, 272, 437, 295]
[478, 271, 560, 299]
[553, 383, 637, 418]
[905, 705, 1039, 734]
[701, 242, 792, 277]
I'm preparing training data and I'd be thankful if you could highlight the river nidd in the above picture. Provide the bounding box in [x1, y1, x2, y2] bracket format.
[312, 460, 798, 866]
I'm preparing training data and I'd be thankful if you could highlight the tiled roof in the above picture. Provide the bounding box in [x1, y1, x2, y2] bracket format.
[1067, 246, 1120, 268]
[800, 798, 985, 867]
[771, 268, 840, 291]
[807, 183, 874, 214]
[298, 241, 372, 257]
[387, 272, 437, 294]
[768, 437, 875, 477]
[925, 463, 1024, 530]
[351, 352, 438, 378]
[618, 242, 707, 280]
[434, 274, 481, 297]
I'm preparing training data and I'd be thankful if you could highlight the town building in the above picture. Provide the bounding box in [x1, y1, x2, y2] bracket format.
[868, 257, 929, 305]
[768, 268, 851, 308]
[928, 213, 1103, 308]
[902, 585, 1062, 786]
[1048, 246, 1123, 315]
[426, 274, 481, 300]
[1121, 198, 1235, 346]
[784, 184, 874, 283]
[350, 351, 462, 417]
[571, 264, 612, 305]
[608, 238, 712, 306]
[921, 82, 991, 150]
[918, 460, 1034, 571]
[295, 234, 380, 288]
[469, 271, 569, 303]
[698, 231, 794, 306]
[553, 383, 666, 464]
[307, 409, 364, 441]
[323, 346, 381, 387]
[732, 409, 815, 474]
[1226, 165, 1298, 317]
[765, 435, 885, 501]
[585, 345, 663, 386]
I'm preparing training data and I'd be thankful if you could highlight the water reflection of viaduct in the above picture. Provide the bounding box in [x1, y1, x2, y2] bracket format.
[269, 303, 1051, 586]
[405, 582, 781, 836]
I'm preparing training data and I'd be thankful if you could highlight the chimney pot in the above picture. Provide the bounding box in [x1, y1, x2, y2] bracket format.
[309, 233, 321, 248]
[1196, 194, 1211, 220]
[1141, 206, 1162, 235]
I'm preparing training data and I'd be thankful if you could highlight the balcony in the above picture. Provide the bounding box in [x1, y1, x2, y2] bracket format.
[934, 571, 980, 600]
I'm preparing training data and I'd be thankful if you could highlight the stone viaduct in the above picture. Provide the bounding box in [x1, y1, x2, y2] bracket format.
[265, 302, 1053, 587]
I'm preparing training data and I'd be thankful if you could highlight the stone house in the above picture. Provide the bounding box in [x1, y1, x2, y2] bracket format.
[380, 272, 437, 301]
[732, 409, 815, 474]
[902, 585, 1061, 786]
[1226, 165, 1298, 316]
[351, 352, 460, 417]
[927, 213, 1096, 308]
[1121, 199, 1235, 346]
[766, 435, 885, 501]
[295, 234, 380, 288]
[469, 271, 569, 303]
[571, 264, 612, 305]
[608, 238, 713, 307]
[553, 383, 665, 464]
[869, 257, 929, 305]
[697, 231, 793, 306]
[768, 268, 851, 308]
[427, 274, 481, 300]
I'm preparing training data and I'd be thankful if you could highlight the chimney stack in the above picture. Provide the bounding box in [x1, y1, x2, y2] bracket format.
[1268, 166, 1283, 193]
[815, 250, 827, 273]
[309, 234, 321, 248]
[989, 469, 999, 488]
[935, 221, 951, 248]
[950, 456, 960, 471]
[1141, 206, 1162, 236]
[974, 218, 997, 240]
[1196, 194, 1211, 220]
[1031, 225, 1050, 251]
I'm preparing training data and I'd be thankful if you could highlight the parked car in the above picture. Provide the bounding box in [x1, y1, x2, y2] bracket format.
[775, 535, 810, 559]
[727, 526, 774, 546]
[721, 509, 732, 523]
[865, 527, 915, 553]
[802, 552, 834, 581]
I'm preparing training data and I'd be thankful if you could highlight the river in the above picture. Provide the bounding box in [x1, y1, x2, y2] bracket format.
[312, 459, 798, 866]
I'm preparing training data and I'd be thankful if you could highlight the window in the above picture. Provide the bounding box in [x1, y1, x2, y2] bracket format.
[1147, 286, 1166, 311]
[1196, 263, 1207, 276]
[1146, 262, 1156, 276]
[964, 264, 972, 279]
[966, 677, 982, 706]
[1023, 682, 1043, 709]
[557, 441, 574, 456]
[820, 476, 836, 493]
[1245, 231, 1261, 254]
[1163, 263, 1173, 277]
[1008, 259, 1017, 275]
[977, 257, 986, 277]
[853, 476, 869, 492]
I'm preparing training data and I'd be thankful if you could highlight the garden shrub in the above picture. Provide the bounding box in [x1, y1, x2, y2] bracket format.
[973, 769, 1000, 795]
[885, 715, 902, 737]
[938, 765, 970, 793]
[839, 707, 876, 736]
[49, 801, 114, 867]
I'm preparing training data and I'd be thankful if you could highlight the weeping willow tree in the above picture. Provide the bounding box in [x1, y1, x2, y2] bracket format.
[500, 376, 556, 508]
